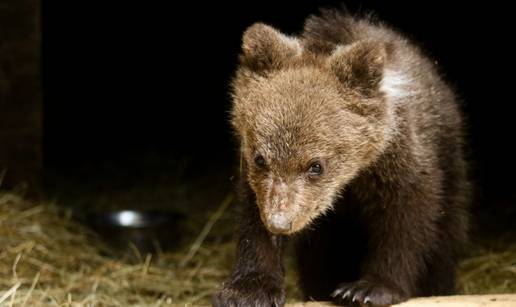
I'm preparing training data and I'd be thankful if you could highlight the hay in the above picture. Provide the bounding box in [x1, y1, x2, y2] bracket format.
[0, 192, 233, 306]
[1, 192, 515, 306]
[458, 239, 516, 294]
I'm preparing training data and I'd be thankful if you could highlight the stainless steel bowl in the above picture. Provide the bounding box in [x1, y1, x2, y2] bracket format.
[87, 210, 185, 254]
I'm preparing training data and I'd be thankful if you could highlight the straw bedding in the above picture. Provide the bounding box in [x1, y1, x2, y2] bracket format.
[1, 192, 515, 306]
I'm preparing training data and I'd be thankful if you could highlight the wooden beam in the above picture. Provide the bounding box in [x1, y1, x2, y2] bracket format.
[0, 0, 42, 197]
[287, 294, 516, 307]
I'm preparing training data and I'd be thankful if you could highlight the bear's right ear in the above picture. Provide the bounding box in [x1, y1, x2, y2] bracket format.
[240, 23, 302, 71]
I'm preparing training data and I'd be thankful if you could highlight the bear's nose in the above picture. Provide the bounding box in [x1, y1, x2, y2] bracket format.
[268, 213, 292, 233]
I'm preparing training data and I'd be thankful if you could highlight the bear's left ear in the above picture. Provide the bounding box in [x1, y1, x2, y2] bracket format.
[240, 23, 302, 71]
[328, 40, 388, 97]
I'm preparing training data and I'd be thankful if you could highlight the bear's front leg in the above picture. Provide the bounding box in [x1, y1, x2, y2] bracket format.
[332, 190, 440, 307]
[213, 201, 285, 307]
[213, 272, 285, 307]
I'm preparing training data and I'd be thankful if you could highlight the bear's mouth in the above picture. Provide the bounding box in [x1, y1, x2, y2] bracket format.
[266, 212, 293, 234]
[261, 210, 312, 235]
[259, 209, 297, 235]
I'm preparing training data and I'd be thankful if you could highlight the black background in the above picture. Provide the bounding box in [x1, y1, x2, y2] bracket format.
[42, 1, 515, 206]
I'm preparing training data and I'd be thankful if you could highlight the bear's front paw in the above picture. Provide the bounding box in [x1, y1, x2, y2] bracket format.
[212, 273, 285, 307]
[331, 280, 407, 307]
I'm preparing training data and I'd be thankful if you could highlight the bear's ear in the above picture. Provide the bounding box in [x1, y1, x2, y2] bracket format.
[328, 40, 388, 96]
[240, 23, 302, 71]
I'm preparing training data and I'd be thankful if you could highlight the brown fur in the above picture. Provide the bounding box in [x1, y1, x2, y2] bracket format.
[213, 10, 470, 307]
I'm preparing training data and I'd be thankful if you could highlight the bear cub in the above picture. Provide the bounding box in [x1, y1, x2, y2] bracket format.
[213, 9, 470, 307]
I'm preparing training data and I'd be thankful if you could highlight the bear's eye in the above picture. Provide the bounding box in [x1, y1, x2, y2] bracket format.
[254, 154, 266, 168]
[308, 161, 323, 175]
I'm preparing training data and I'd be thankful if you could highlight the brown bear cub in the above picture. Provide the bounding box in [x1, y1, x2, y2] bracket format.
[213, 9, 470, 307]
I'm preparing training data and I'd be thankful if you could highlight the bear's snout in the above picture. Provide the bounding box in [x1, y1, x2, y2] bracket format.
[267, 212, 292, 233]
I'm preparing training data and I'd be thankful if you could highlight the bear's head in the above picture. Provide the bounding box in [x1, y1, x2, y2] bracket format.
[231, 23, 401, 234]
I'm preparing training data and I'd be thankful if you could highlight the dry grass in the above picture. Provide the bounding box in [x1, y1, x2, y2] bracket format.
[0, 192, 232, 306]
[458, 238, 516, 294]
[0, 191, 515, 306]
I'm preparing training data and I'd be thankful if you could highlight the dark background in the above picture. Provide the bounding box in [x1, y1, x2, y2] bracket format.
[41, 1, 515, 210]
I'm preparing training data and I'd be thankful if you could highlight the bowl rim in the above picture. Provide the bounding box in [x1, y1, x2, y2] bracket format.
[88, 210, 184, 228]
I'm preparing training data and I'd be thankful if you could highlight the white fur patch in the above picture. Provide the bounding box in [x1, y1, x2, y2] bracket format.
[379, 69, 416, 142]
[380, 69, 415, 100]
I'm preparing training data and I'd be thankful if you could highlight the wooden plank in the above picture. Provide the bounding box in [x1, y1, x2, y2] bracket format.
[0, 0, 42, 197]
[287, 294, 516, 307]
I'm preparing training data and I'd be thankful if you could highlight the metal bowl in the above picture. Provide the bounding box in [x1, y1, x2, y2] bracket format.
[87, 210, 185, 254]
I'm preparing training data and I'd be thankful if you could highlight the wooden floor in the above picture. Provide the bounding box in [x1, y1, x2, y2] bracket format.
[287, 294, 516, 307]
